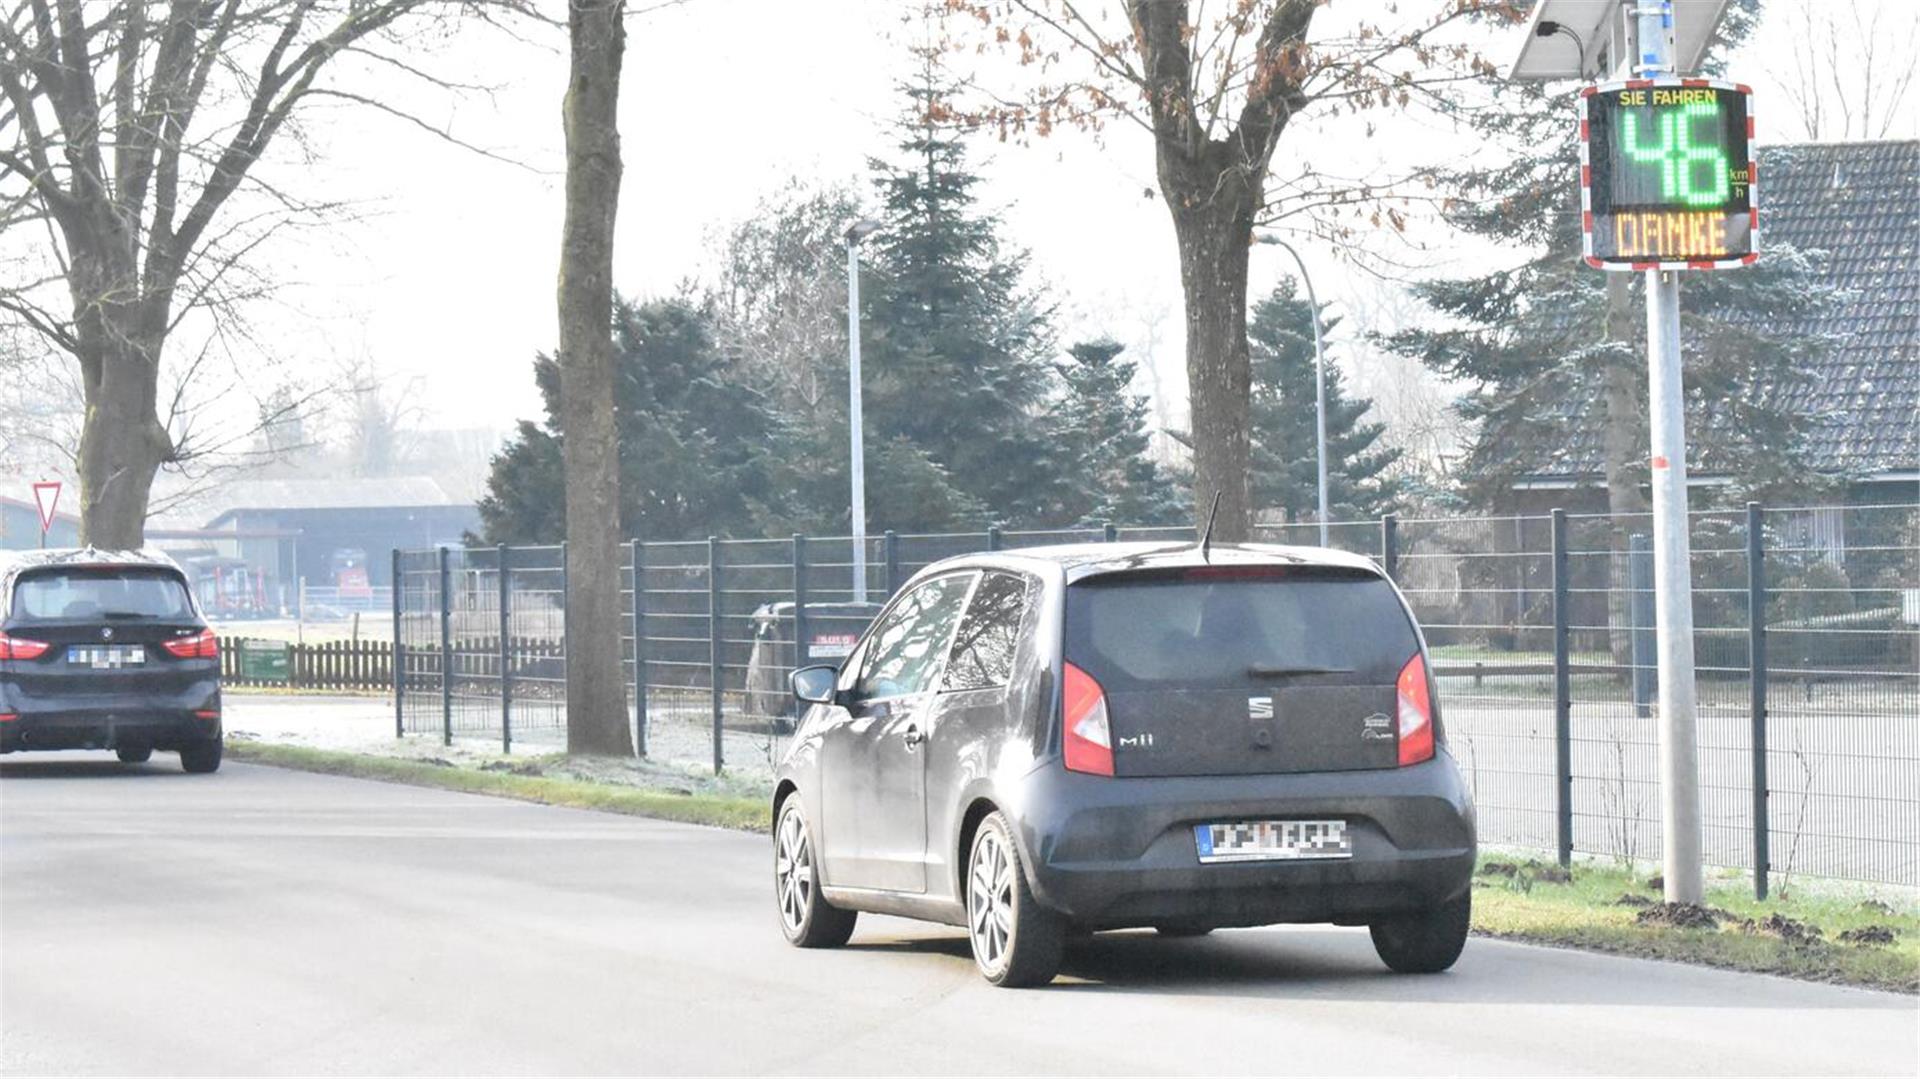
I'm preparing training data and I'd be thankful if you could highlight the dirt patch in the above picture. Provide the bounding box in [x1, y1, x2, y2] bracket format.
[1838, 925, 1898, 947]
[1478, 861, 1520, 878]
[1613, 893, 1654, 908]
[479, 760, 545, 777]
[1636, 903, 1721, 930]
[1857, 899, 1895, 916]
[1532, 865, 1573, 884]
[1755, 913, 1824, 945]
[420, 757, 456, 768]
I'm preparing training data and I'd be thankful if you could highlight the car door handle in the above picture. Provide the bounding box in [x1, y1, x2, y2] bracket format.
[902, 724, 926, 747]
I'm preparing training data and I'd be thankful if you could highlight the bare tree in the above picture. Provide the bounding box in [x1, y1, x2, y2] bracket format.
[334, 353, 426, 478]
[556, 0, 631, 757]
[1772, 0, 1918, 142]
[0, 0, 523, 547]
[706, 180, 859, 427]
[941, 0, 1512, 540]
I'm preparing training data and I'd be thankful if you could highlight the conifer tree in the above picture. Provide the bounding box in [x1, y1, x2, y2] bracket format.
[1048, 340, 1184, 527]
[859, 70, 1064, 526]
[1249, 281, 1401, 523]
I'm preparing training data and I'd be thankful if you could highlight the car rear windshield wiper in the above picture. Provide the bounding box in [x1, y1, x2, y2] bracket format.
[1246, 664, 1353, 678]
[98, 610, 157, 620]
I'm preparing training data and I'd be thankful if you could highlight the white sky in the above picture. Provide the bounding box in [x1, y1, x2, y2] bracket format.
[12, 0, 1916, 490]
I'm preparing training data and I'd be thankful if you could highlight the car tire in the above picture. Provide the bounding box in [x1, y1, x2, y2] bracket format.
[1369, 891, 1470, 974]
[774, 796, 856, 948]
[116, 747, 153, 763]
[179, 739, 223, 774]
[966, 811, 1064, 988]
[1153, 924, 1214, 938]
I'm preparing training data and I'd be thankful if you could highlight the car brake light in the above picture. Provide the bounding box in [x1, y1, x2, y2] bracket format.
[1397, 653, 1434, 766]
[1062, 662, 1114, 776]
[0, 631, 50, 660]
[0, 713, 16, 723]
[161, 629, 219, 659]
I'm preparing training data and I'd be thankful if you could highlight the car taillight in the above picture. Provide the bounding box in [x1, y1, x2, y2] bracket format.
[1396, 653, 1434, 766]
[0, 631, 50, 660]
[1062, 662, 1114, 776]
[161, 629, 219, 659]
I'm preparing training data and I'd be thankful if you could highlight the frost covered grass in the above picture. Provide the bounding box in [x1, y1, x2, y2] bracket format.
[226, 739, 769, 833]
[1471, 857, 1919, 993]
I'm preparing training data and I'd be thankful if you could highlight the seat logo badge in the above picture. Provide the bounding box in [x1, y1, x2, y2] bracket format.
[1248, 696, 1274, 720]
[100, 627, 114, 640]
[1118, 732, 1155, 749]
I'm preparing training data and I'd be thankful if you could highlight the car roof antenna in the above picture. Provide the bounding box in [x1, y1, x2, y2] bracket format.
[1198, 491, 1222, 564]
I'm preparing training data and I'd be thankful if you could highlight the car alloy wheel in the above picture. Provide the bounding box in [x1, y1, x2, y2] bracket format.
[776, 802, 815, 936]
[968, 825, 1016, 975]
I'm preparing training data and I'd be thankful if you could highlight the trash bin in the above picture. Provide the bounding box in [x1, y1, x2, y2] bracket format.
[744, 601, 884, 727]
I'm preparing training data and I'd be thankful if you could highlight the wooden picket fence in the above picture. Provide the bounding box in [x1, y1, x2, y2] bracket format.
[219, 637, 392, 691]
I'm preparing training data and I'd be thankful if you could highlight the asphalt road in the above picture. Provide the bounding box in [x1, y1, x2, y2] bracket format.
[2, 754, 1914, 1077]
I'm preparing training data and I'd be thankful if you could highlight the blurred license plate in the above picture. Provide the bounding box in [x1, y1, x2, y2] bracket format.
[67, 645, 145, 669]
[1194, 820, 1350, 863]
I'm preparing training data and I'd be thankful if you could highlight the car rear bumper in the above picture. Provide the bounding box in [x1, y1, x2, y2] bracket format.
[0, 687, 222, 753]
[1014, 750, 1476, 928]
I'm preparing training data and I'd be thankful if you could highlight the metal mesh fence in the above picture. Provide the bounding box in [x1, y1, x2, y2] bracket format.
[390, 502, 1918, 889]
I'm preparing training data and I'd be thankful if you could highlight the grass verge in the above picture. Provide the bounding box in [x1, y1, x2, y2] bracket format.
[1472, 858, 1918, 993]
[226, 740, 768, 833]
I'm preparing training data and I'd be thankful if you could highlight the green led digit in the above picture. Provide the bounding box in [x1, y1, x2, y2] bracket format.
[1621, 111, 1678, 198]
[1675, 101, 1729, 207]
[1621, 103, 1729, 206]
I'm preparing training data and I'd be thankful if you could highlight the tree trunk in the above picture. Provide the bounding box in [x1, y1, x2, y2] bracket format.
[1162, 155, 1259, 543]
[557, 0, 633, 757]
[70, 237, 171, 550]
[1601, 272, 1650, 663]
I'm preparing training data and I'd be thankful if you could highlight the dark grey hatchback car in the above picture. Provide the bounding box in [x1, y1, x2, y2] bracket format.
[0, 548, 224, 772]
[772, 542, 1476, 987]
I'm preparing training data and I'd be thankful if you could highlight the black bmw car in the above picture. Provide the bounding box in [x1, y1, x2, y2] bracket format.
[0, 548, 224, 772]
[772, 542, 1475, 987]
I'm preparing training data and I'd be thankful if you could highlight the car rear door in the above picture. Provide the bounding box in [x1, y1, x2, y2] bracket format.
[1063, 566, 1426, 777]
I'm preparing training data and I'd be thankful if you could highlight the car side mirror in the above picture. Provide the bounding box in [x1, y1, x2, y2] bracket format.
[791, 665, 840, 706]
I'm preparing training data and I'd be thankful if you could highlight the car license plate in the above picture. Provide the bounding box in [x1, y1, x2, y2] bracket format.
[66, 645, 146, 669]
[1194, 819, 1351, 863]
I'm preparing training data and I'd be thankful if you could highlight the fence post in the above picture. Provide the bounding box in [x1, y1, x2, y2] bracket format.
[498, 544, 512, 755]
[1551, 509, 1572, 867]
[884, 529, 900, 597]
[792, 534, 811, 670]
[632, 538, 647, 759]
[1629, 534, 1656, 718]
[987, 524, 1002, 552]
[1381, 513, 1399, 581]
[1103, 520, 1118, 543]
[438, 546, 453, 748]
[709, 536, 724, 775]
[1747, 500, 1770, 899]
[391, 548, 404, 738]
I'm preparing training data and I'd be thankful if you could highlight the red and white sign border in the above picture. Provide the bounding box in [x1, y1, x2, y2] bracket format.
[1578, 76, 1760, 272]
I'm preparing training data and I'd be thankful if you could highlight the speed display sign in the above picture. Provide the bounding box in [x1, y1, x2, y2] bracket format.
[1580, 78, 1757, 270]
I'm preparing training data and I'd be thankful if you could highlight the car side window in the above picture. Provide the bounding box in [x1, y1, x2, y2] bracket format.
[941, 571, 1029, 692]
[851, 574, 976, 702]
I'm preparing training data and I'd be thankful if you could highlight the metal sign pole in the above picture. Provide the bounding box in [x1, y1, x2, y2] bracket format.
[1633, 0, 1705, 905]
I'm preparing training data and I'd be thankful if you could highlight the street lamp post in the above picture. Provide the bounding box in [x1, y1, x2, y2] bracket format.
[1254, 234, 1330, 546]
[845, 219, 882, 604]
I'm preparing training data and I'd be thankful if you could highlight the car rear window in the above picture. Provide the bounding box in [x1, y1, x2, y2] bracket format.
[11, 568, 194, 622]
[1065, 571, 1419, 689]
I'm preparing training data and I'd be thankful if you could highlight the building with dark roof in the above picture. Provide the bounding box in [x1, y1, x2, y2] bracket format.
[1512, 138, 1917, 504]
